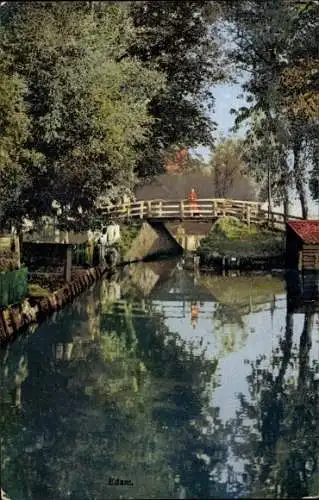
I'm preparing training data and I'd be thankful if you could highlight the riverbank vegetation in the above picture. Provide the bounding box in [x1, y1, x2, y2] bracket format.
[198, 217, 285, 263]
[115, 224, 141, 259]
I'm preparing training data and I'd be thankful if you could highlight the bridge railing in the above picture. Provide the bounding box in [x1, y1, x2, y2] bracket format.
[98, 198, 303, 224]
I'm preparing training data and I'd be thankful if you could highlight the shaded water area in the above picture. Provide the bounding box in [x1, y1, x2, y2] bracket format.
[1, 259, 319, 499]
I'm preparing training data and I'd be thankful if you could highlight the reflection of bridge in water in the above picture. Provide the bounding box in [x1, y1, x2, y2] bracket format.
[50, 264, 319, 363]
[102, 261, 288, 318]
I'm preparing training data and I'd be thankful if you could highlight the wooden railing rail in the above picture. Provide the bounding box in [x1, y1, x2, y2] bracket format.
[98, 198, 304, 224]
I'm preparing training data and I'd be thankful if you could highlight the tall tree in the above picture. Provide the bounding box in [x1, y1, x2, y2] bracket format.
[242, 110, 293, 219]
[210, 137, 257, 200]
[0, 50, 35, 229]
[223, 0, 319, 218]
[128, 1, 227, 178]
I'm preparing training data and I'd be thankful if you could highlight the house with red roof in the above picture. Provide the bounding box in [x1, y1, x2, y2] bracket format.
[286, 220, 319, 270]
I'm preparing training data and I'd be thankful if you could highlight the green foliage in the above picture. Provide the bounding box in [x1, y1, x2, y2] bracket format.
[27, 283, 51, 298]
[0, 2, 164, 227]
[210, 138, 257, 199]
[128, 1, 227, 177]
[211, 217, 258, 239]
[198, 217, 285, 257]
[0, 56, 33, 227]
[223, 0, 319, 217]
[115, 223, 141, 257]
[0, 267, 28, 307]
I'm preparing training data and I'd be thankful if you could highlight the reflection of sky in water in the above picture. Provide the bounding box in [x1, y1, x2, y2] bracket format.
[158, 296, 319, 422]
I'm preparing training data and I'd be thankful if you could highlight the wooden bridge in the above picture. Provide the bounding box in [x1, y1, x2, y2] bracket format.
[98, 198, 303, 226]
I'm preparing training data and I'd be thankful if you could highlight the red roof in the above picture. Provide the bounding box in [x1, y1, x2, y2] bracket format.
[287, 220, 319, 244]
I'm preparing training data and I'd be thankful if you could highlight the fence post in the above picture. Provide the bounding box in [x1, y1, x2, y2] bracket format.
[247, 206, 251, 227]
[180, 200, 184, 218]
[139, 201, 144, 219]
[212, 200, 217, 217]
[159, 201, 163, 217]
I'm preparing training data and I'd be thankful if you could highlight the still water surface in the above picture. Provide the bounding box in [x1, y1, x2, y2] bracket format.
[1, 259, 319, 499]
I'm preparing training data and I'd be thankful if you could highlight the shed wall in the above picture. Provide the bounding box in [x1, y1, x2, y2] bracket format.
[302, 244, 319, 270]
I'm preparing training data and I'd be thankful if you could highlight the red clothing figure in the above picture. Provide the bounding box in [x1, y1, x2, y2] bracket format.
[190, 302, 200, 329]
[188, 188, 199, 216]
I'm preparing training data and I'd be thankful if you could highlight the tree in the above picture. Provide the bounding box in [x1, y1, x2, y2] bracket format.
[222, 0, 319, 218]
[279, 1, 319, 121]
[127, 1, 227, 178]
[0, 2, 164, 228]
[242, 110, 293, 219]
[0, 52, 35, 229]
[210, 138, 257, 199]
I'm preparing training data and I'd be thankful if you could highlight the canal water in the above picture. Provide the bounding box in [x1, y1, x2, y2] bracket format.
[1, 259, 319, 499]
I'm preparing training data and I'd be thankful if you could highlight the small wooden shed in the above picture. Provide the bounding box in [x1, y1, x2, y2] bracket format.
[286, 220, 319, 271]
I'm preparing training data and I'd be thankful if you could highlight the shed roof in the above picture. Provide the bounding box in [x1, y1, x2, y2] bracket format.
[287, 220, 319, 244]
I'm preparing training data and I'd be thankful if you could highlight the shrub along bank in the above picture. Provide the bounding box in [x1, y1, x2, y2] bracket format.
[197, 217, 285, 270]
[115, 223, 141, 259]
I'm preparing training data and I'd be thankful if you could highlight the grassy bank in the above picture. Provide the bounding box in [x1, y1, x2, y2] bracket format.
[198, 217, 285, 261]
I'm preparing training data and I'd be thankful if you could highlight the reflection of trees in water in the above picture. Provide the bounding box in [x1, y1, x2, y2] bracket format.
[1, 341, 31, 500]
[227, 310, 319, 499]
[2, 285, 228, 499]
[211, 302, 248, 356]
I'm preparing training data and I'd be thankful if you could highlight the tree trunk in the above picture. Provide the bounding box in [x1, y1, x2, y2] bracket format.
[283, 183, 290, 222]
[293, 139, 308, 219]
[267, 164, 273, 227]
[281, 157, 290, 222]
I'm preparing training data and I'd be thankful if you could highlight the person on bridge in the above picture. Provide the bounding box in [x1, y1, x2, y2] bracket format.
[190, 301, 200, 329]
[188, 188, 199, 216]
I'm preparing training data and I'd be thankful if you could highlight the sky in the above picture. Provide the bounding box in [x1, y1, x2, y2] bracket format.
[192, 81, 248, 160]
